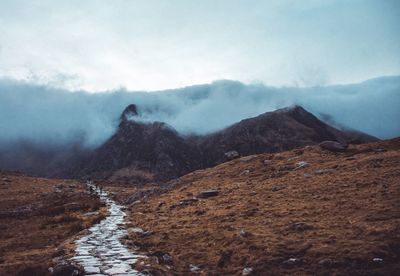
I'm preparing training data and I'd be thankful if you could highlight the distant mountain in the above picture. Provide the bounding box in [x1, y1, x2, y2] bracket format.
[71, 104, 377, 183]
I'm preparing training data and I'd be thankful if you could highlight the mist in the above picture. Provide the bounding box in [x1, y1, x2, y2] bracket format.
[0, 76, 399, 152]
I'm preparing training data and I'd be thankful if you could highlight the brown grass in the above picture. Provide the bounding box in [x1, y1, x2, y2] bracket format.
[126, 138, 400, 275]
[0, 176, 104, 275]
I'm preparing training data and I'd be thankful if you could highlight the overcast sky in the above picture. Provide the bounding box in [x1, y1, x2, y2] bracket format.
[0, 0, 399, 91]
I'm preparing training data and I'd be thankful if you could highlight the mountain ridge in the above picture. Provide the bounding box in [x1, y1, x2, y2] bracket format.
[72, 104, 378, 183]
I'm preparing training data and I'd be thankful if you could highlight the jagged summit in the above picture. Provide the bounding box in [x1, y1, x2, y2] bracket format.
[120, 104, 138, 122]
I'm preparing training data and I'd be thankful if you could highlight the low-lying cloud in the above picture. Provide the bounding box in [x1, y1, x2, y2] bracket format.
[0, 76, 399, 151]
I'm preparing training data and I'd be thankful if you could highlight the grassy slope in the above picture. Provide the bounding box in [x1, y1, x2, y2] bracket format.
[0, 173, 105, 275]
[126, 138, 400, 275]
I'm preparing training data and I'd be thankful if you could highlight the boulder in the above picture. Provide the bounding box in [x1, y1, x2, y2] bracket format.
[239, 229, 251, 237]
[224, 150, 240, 160]
[197, 190, 219, 199]
[319, 141, 348, 152]
[288, 222, 313, 231]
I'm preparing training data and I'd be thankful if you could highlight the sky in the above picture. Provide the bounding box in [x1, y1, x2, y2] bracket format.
[0, 0, 399, 91]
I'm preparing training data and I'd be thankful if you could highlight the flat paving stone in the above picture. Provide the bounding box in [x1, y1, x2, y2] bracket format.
[85, 266, 101, 274]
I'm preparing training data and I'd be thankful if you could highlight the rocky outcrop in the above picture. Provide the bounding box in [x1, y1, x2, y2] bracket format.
[120, 104, 138, 120]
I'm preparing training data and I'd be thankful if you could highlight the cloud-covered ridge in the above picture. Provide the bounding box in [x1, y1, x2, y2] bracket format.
[0, 76, 399, 150]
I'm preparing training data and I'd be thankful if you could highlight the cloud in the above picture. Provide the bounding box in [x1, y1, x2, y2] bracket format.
[0, 0, 399, 91]
[0, 76, 399, 153]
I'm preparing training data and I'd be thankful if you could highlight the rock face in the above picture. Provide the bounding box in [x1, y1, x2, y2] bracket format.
[72, 105, 378, 182]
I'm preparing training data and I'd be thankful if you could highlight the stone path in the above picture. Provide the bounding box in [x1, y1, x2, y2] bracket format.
[71, 182, 142, 275]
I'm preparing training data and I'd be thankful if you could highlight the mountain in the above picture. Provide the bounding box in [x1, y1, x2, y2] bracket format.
[76, 104, 202, 182]
[72, 104, 377, 183]
[197, 105, 377, 167]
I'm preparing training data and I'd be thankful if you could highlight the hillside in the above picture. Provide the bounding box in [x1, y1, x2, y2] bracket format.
[0, 172, 105, 275]
[123, 138, 400, 275]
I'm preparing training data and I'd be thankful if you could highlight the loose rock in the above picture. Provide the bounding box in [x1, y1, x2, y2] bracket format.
[282, 258, 301, 267]
[295, 161, 309, 169]
[129, 227, 146, 234]
[189, 264, 201, 273]
[271, 185, 286, 192]
[345, 156, 356, 161]
[239, 229, 250, 237]
[263, 160, 272, 165]
[314, 169, 336, 175]
[240, 169, 250, 175]
[242, 267, 254, 275]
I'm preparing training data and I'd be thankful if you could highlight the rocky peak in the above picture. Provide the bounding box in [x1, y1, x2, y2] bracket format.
[120, 104, 138, 122]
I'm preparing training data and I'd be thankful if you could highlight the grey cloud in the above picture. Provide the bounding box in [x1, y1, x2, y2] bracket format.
[0, 76, 399, 152]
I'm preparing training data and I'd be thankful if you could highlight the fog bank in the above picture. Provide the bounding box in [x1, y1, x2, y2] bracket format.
[0, 76, 399, 150]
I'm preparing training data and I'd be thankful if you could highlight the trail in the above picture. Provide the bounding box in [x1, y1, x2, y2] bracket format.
[71, 182, 142, 275]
